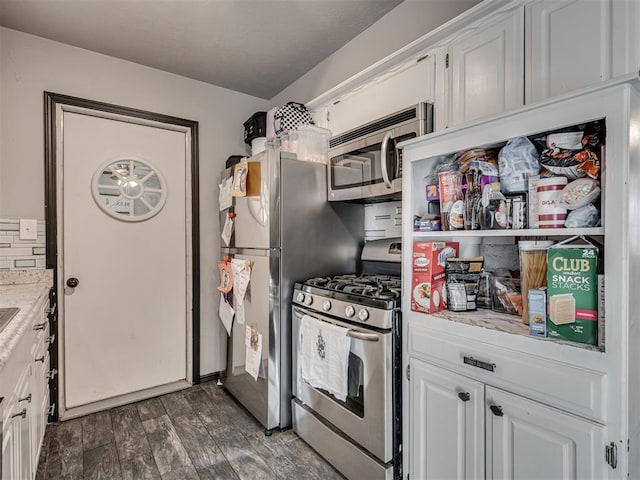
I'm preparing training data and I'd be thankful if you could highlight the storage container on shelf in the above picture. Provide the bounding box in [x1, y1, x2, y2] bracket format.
[518, 240, 555, 325]
[296, 125, 331, 163]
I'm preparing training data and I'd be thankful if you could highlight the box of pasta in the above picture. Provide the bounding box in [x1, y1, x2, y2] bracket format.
[546, 237, 598, 345]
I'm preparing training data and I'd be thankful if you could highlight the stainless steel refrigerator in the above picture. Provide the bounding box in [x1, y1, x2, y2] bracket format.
[220, 147, 363, 431]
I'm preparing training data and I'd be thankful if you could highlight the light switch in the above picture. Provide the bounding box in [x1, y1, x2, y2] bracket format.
[19, 219, 38, 240]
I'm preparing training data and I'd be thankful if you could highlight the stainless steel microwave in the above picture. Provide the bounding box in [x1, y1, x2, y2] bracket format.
[328, 102, 434, 202]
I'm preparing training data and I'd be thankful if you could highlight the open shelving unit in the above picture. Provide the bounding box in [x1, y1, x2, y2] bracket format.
[399, 77, 640, 480]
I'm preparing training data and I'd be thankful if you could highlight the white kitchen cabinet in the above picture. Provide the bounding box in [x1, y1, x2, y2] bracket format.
[525, 0, 610, 104]
[448, 5, 524, 127]
[2, 396, 18, 480]
[409, 358, 484, 480]
[1, 291, 51, 480]
[525, 0, 639, 105]
[486, 386, 606, 480]
[322, 49, 438, 136]
[401, 77, 640, 479]
[2, 367, 32, 480]
[407, 356, 606, 480]
[29, 320, 50, 474]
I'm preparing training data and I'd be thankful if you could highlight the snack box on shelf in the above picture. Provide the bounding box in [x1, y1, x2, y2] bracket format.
[411, 241, 458, 314]
[546, 237, 599, 345]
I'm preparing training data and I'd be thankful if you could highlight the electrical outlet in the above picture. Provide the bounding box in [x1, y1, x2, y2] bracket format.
[19, 219, 38, 240]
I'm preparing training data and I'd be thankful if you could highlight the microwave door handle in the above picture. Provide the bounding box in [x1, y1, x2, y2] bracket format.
[380, 131, 393, 189]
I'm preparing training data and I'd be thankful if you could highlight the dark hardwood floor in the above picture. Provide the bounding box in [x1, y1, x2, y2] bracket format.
[35, 381, 344, 479]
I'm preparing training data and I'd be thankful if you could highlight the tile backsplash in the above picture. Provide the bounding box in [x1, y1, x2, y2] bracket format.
[0, 219, 46, 269]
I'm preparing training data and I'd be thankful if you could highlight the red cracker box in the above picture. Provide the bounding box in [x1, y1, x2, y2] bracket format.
[412, 241, 459, 313]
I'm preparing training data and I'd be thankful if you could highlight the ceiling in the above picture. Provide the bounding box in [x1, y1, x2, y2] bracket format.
[0, 0, 405, 100]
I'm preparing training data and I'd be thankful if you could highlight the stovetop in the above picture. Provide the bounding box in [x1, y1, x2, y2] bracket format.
[293, 273, 401, 330]
[304, 274, 401, 302]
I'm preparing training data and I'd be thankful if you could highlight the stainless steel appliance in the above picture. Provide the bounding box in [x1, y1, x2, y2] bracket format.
[291, 238, 402, 480]
[221, 145, 363, 432]
[328, 102, 434, 202]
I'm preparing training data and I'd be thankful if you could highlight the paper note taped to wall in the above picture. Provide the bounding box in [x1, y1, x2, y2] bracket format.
[218, 292, 234, 336]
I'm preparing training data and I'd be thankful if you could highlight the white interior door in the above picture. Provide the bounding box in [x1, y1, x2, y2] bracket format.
[60, 109, 190, 414]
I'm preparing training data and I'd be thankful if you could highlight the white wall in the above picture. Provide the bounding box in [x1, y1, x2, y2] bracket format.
[270, 0, 481, 106]
[0, 27, 268, 375]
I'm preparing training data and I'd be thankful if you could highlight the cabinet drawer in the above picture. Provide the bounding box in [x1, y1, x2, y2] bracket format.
[407, 323, 606, 423]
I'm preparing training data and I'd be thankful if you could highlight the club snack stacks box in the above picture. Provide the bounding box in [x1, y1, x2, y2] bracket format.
[412, 241, 459, 313]
[546, 237, 598, 345]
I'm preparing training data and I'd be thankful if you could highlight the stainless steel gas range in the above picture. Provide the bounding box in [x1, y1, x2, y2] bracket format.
[291, 238, 402, 480]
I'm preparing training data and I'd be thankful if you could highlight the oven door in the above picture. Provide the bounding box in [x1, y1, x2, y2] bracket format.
[292, 305, 393, 462]
[328, 127, 418, 202]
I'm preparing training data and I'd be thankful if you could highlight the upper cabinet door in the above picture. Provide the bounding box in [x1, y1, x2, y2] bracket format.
[486, 386, 608, 480]
[409, 358, 485, 480]
[526, 0, 612, 104]
[326, 52, 437, 136]
[449, 6, 525, 127]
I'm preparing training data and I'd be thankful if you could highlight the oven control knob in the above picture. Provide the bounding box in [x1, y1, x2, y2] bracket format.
[296, 292, 305, 303]
[304, 295, 313, 306]
[322, 300, 332, 312]
[358, 308, 370, 322]
[345, 305, 355, 318]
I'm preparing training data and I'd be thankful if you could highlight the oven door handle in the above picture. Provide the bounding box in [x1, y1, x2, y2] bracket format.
[346, 330, 380, 342]
[294, 307, 380, 342]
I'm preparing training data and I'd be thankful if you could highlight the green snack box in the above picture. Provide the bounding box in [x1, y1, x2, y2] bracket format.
[546, 236, 598, 345]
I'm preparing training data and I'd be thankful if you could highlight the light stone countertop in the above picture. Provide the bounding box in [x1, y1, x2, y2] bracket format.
[0, 270, 53, 371]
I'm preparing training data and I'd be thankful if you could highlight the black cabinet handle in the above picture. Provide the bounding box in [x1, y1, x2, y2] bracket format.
[458, 392, 471, 402]
[66, 277, 79, 288]
[11, 408, 27, 420]
[490, 405, 504, 416]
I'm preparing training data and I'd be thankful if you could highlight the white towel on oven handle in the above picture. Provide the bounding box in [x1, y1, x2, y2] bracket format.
[299, 314, 351, 402]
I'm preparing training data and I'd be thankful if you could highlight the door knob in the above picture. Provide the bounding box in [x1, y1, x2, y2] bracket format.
[66, 277, 79, 288]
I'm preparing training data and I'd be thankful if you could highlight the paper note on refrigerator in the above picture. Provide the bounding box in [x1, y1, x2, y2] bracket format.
[235, 299, 245, 325]
[219, 176, 233, 211]
[217, 259, 233, 293]
[232, 258, 251, 305]
[221, 213, 234, 247]
[245, 324, 262, 381]
[231, 161, 248, 197]
[218, 292, 234, 336]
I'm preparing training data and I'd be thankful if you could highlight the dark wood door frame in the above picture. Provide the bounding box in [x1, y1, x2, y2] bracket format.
[44, 92, 201, 420]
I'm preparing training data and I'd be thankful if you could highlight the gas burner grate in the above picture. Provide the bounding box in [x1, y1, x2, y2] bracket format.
[303, 273, 402, 301]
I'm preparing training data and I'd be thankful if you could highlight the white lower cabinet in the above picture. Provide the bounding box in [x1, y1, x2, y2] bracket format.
[408, 359, 607, 480]
[2, 366, 32, 480]
[1, 293, 51, 480]
[486, 386, 606, 480]
[409, 358, 484, 480]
